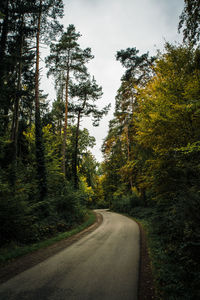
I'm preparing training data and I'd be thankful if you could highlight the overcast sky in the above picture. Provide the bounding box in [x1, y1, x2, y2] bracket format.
[42, 0, 184, 162]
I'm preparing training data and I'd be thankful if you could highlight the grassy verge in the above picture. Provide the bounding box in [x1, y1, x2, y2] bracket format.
[0, 210, 96, 266]
[132, 215, 161, 299]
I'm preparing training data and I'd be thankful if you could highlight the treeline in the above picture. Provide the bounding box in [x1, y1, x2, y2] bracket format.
[0, 1, 109, 246]
[101, 1, 200, 299]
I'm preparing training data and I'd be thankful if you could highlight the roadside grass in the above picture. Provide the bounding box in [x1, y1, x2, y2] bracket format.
[131, 212, 162, 299]
[0, 210, 96, 266]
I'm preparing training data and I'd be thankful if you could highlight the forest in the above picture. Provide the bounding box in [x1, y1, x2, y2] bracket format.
[0, 0, 200, 299]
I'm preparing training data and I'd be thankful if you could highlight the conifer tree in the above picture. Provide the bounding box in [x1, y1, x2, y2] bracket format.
[179, 0, 200, 44]
[70, 75, 110, 188]
[34, 0, 63, 200]
[46, 25, 93, 176]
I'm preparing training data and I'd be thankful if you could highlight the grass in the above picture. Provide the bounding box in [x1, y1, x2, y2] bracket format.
[132, 215, 161, 299]
[0, 210, 96, 265]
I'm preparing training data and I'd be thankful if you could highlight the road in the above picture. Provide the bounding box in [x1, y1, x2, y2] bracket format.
[0, 210, 140, 300]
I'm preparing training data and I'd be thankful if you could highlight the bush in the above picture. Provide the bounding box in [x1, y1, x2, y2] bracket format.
[112, 192, 140, 213]
[0, 181, 33, 244]
[150, 191, 200, 299]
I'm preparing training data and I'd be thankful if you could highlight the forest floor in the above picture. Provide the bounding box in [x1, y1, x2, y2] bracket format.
[0, 211, 156, 299]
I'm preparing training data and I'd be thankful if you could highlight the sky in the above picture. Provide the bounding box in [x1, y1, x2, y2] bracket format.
[41, 0, 184, 162]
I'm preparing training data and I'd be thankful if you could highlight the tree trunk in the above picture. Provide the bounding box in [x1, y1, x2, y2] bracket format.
[0, 0, 9, 79]
[141, 188, 147, 206]
[61, 64, 69, 176]
[125, 125, 133, 190]
[0, 0, 9, 134]
[73, 110, 81, 189]
[59, 73, 64, 136]
[11, 16, 24, 160]
[35, 0, 41, 114]
[73, 95, 87, 188]
[35, 0, 47, 200]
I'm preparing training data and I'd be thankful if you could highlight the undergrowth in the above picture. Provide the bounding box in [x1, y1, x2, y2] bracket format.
[0, 210, 96, 265]
[112, 194, 200, 300]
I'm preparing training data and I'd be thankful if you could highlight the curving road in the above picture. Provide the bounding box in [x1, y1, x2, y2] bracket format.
[0, 210, 140, 300]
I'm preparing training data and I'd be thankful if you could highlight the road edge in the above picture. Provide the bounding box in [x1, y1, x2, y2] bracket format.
[134, 219, 157, 300]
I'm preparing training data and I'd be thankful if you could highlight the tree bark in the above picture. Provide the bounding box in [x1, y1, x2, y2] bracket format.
[0, 0, 9, 78]
[11, 16, 24, 159]
[61, 63, 70, 176]
[73, 110, 81, 189]
[125, 125, 133, 190]
[35, 0, 41, 113]
[73, 96, 87, 189]
[0, 0, 9, 134]
[35, 0, 47, 200]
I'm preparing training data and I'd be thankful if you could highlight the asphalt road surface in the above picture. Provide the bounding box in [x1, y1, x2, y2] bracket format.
[0, 210, 140, 300]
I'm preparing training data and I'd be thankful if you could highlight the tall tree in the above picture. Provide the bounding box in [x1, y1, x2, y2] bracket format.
[0, 0, 36, 186]
[46, 24, 93, 176]
[34, 0, 63, 200]
[70, 75, 110, 188]
[111, 48, 155, 197]
[0, 0, 9, 86]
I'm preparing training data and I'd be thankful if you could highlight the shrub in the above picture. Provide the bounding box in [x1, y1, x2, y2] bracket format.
[112, 192, 140, 213]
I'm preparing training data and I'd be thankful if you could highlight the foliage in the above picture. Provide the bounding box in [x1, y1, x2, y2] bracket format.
[129, 204, 200, 300]
[179, 0, 200, 45]
[112, 192, 141, 214]
[0, 210, 96, 265]
[0, 178, 32, 244]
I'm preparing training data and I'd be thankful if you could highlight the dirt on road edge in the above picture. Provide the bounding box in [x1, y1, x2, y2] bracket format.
[136, 219, 157, 300]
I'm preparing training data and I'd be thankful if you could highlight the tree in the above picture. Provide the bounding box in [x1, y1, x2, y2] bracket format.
[46, 24, 94, 176]
[0, 1, 36, 187]
[102, 48, 155, 199]
[34, 0, 63, 200]
[69, 75, 110, 188]
[0, 0, 9, 90]
[179, 0, 200, 44]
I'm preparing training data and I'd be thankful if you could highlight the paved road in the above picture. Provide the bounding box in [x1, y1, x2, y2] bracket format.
[0, 210, 140, 300]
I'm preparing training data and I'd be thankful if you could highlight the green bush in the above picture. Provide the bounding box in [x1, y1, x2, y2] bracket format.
[0, 181, 33, 244]
[150, 191, 200, 299]
[129, 191, 200, 300]
[112, 192, 140, 213]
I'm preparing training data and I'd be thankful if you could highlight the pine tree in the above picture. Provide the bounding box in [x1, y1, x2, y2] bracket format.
[46, 24, 93, 177]
[70, 75, 110, 188]
[34, 0, 63, 200]
[179, 0, 200, 44]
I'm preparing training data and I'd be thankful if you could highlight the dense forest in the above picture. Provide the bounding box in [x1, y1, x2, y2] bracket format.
[0, 0, 109, 246]
[0, 0, 200, 299]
